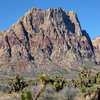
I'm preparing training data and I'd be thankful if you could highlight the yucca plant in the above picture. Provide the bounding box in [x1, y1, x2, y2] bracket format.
[78, 65, 92, 88]
[8, 74, 28, 93]
[34, 73, 50, 100]
[50, 76, 65, 92]
[34, 74, 66, 100]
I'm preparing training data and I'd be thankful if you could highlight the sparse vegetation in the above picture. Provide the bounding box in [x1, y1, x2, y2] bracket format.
[0, 66, 100, 100]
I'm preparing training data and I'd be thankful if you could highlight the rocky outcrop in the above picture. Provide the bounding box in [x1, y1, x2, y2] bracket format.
[92, 36, 100, 64]
[0, 7, 98, 78]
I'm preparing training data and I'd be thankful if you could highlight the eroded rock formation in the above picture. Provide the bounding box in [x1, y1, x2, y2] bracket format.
[92, 36, 100, 64]
[0, 8, 98, 78]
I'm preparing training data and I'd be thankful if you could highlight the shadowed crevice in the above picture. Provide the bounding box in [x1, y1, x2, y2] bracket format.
[82, 30, 94, 53]
[20, 22, 34, 61]
[62, 11, 75, 33]
[5, 36, 12, 58]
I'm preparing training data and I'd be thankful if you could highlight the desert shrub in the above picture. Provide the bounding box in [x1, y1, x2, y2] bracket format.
[0, 84, 10, 92]
[60, 85, 79, 100]
[44, 86, 54, 94]
[30, 85, 54, 99]
[37, 93, 54, 100]
[38, 92, 67, 100]
[22, 84, 40, 98]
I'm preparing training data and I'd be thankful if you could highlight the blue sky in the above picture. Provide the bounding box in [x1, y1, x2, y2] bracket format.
[0, 0, 100, 39]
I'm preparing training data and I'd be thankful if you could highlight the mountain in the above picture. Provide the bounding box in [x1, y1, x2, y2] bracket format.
[0, 7, 99, 78]
[92, 36, 100, 64]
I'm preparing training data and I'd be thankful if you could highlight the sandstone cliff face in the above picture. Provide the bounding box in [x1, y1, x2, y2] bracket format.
[0, 8, 98, 78]
[92, 36, 100, 64]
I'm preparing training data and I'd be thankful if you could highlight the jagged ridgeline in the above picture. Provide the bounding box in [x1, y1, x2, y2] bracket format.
[0, 7, 99, 78]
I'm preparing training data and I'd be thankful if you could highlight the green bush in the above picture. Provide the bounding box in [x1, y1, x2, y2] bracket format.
[25, 90, 32, 100]
[20, 90, 32, 100]
[86, 88, 92, 95]
[80, 86, 86, 93]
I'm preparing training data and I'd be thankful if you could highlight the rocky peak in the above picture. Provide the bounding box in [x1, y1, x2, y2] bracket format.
[92, 36, 100, 49]
[0, 7, 98, 77]
[69, 11, 82, 37]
